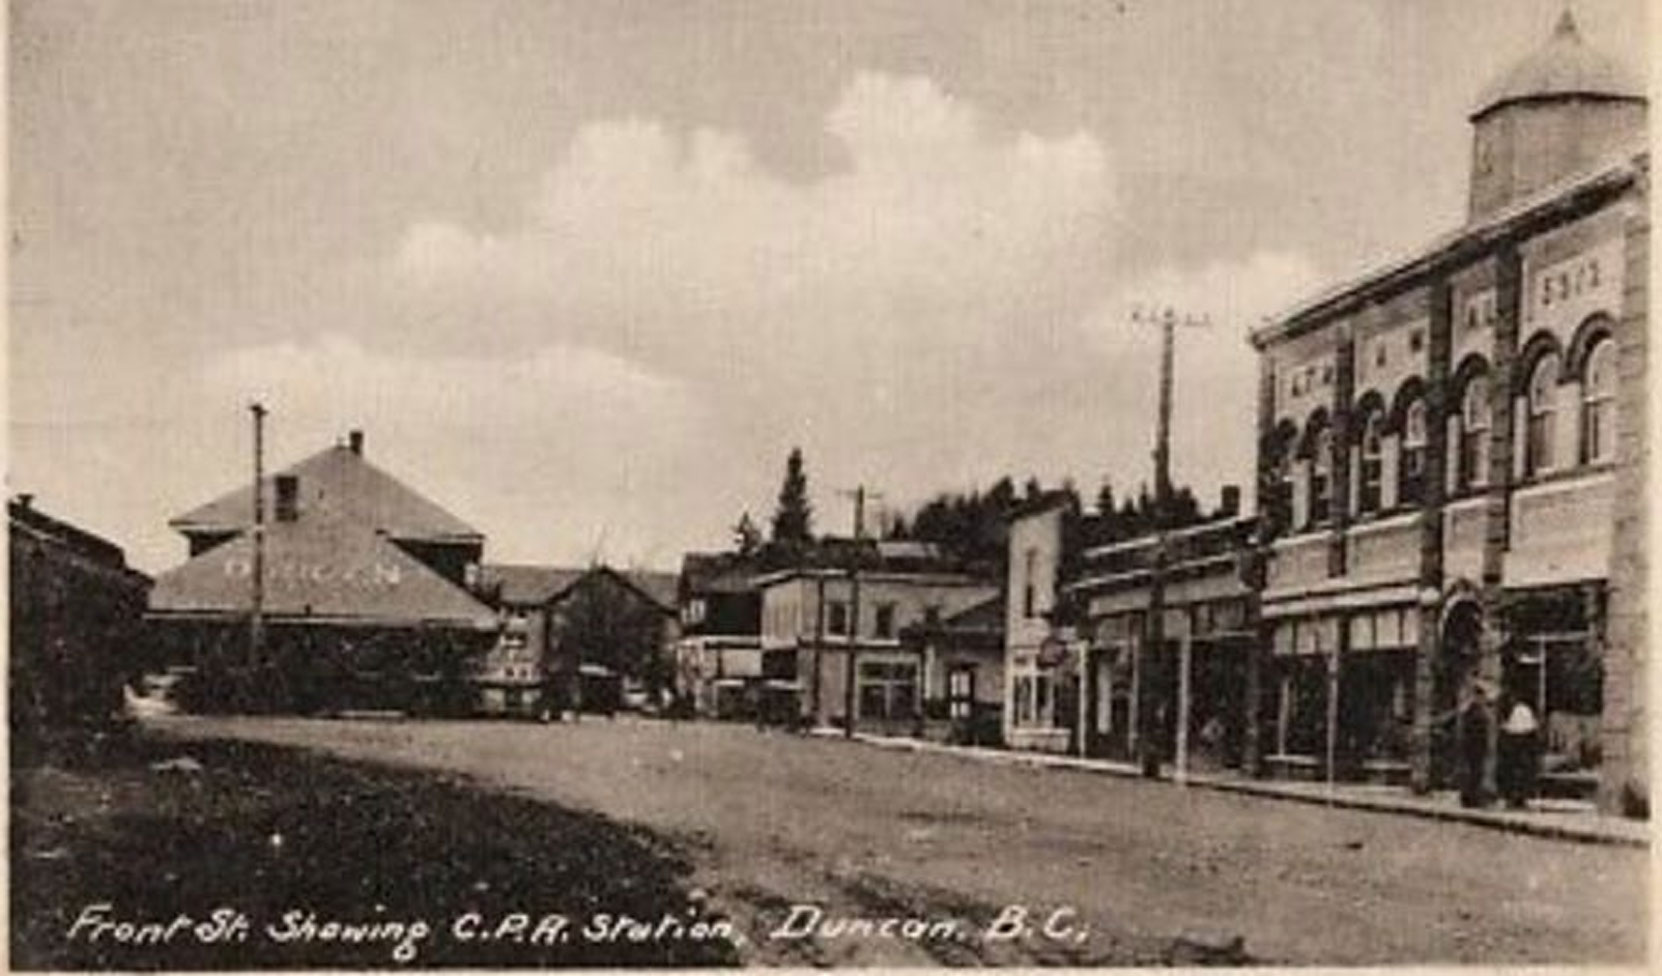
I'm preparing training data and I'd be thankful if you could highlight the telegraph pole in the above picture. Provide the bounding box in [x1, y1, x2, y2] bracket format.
[249, 403, 268, 706]
[839, 485, 881, 738]
[1130, 306, 1209, 778]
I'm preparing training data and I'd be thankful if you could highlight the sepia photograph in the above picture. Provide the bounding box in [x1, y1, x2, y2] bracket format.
[7, 0, 1654, 968]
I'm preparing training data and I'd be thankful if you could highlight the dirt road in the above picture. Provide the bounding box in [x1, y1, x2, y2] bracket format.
[151, 715, 1646, 966]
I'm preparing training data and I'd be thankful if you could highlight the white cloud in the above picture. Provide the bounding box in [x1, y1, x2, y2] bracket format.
[370, 71, 1317, 545]
[390, 72, 1115, 382]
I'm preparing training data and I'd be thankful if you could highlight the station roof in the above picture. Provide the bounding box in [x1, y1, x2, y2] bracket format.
[169, 442, 482, 544]
[149, 522, 496, 629]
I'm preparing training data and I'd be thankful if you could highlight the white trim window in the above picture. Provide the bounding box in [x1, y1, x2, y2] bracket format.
[1358, 412, 1384, 514]
[1460, 374, 1490, 490]
[1309, 427, 1333, 527]
[1581, 339, 1615, 465]
[1399, 399, 1428, 506]
[1528, 353, 1560, 475]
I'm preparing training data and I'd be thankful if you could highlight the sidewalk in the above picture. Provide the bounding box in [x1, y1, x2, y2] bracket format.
[815, 728, 1649, 848]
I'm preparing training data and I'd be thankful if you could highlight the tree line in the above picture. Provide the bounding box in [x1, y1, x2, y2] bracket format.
[731, 448, 1214, 575]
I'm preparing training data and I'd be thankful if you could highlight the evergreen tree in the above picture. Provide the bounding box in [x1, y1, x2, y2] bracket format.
[732, 511, 763, 556]
[770, 448, 813, 544]
[1095, 479, 1115, 516]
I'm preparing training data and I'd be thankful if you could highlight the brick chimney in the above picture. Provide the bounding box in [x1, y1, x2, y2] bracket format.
[1219, 484, 1241, 517]
[348, 429, 364, 456]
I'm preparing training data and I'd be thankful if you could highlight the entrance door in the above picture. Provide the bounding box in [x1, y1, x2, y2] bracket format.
[1434, 601, 1482, 787]
[947, 665, 975, 720]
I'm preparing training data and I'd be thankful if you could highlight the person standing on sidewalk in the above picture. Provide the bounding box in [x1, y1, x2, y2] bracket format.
[1499, 692, 1541, 808]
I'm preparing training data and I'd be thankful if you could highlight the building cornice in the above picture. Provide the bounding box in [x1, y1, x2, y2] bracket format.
[1250, 150, 1644, 351]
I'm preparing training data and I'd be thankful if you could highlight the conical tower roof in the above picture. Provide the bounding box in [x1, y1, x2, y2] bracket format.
[1471, 8, 1645, 120]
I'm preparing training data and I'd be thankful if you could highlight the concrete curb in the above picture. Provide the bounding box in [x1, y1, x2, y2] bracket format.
[829, 730, 1649, 849]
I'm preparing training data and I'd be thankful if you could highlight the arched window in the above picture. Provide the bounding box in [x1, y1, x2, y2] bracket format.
[1400, 398, 1427, 505]
[1309, 426, 1333, 527]
[1460, 373, 1490, 490]
[1358, 412, 1384, 514]
[1582, 338, 1615, 465]
[1528, 353, 1560, 475]
[1268, 424, 1297, 533]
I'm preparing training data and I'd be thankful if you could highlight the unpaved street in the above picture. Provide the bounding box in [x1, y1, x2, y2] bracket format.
[152, 715, 1646, 966]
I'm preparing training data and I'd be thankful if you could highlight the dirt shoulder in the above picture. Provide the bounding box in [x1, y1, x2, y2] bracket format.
[9, 729, 738, 970]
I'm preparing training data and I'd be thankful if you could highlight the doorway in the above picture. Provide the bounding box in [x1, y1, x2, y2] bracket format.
[1434, 600, 1482, 787]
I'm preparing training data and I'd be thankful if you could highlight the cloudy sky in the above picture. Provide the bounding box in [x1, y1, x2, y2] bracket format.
[9, 0, 1648, 573]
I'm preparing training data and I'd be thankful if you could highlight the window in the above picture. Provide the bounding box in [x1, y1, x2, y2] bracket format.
[1409, 329, 1425, 353]
[1582, 339, 1615, 465]
[1358, 412, 1383, 514]
[858, 661, 917, 721]
[1309, 427, 1333, 527]
[874, 603, 897, 639]
[1268, 434, 1294, 530]
[1400, 399, 1427, 505]
[828, 600, 849, 636]
[274, 474, 299, 522]
[1459, 374, 1490, 490]
[1528, 353, 1560, 475]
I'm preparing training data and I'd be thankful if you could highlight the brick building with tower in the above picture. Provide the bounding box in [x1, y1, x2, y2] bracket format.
[1246, 11, 1647, 811]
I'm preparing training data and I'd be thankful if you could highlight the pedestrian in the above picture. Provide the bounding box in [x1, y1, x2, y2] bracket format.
[1499, 693, 1540, 809]
[1459, 681, 1492, 808]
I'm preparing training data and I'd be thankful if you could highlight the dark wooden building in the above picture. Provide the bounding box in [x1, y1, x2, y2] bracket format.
[9, 495, 151, 751]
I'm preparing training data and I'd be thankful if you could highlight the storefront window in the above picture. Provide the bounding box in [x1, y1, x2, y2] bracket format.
[858, 660, 917, 721]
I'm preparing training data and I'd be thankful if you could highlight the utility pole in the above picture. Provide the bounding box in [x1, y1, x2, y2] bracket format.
[249, 402, 268, 708]
[1130, 306, 1209, 779]
[812, 574, 827, 728]
[839, 485, 881, 738]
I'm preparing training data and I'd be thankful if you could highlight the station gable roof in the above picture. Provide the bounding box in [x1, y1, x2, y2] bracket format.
[169, 443, 481, 544]
[149, 522, 496, 629]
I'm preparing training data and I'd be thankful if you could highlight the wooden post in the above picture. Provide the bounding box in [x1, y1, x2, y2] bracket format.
[248, 402, 267, 712]
[1176, 630, 1193, 783]
[843, 487, 867, 738]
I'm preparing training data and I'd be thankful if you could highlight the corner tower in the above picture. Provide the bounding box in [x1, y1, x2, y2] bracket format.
[1467, 8, 1646, 220]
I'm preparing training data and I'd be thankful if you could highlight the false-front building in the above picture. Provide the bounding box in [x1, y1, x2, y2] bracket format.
[1248, 11, 1647, 810]
[756, 539, 997, 734]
